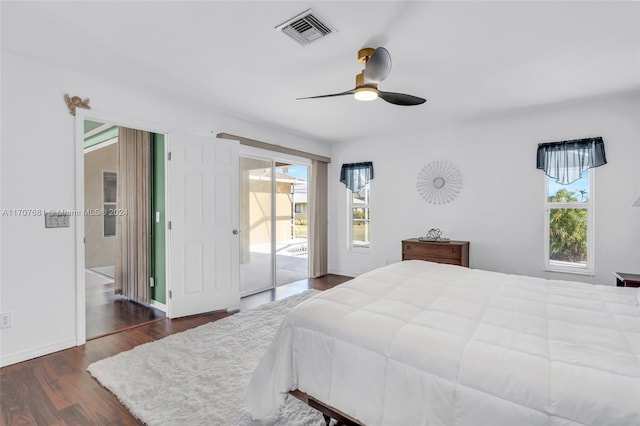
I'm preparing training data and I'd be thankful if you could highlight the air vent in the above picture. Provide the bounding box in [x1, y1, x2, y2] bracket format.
[276, 9, 336, 46]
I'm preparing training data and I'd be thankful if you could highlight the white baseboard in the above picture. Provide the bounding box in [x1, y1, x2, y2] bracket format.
[328, 268, 358, 278]
[150, 299, 167, 313]
[0, 338, 76, 368]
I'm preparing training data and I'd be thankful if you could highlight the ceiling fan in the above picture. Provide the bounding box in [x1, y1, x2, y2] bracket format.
[297, 47, 426, 106]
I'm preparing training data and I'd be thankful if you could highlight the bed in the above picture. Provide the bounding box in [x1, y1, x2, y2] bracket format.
[247, 260, 640, 425]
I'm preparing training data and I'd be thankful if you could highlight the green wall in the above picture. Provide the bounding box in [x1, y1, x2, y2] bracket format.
[151, 133, 166, 304]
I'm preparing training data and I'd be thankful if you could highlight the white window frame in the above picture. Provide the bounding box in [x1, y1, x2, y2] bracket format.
[347, 182, 371, 252]
[543, 169, 595, 275]
[103, 170, 117, 237]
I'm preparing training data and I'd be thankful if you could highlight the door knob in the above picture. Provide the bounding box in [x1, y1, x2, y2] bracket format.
[232, 229, 239, 235]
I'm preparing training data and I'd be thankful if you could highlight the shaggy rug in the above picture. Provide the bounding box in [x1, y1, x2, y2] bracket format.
[88, 290, 329, 425]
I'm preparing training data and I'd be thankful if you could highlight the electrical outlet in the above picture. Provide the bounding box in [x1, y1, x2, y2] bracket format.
[0, 312, 11, 329]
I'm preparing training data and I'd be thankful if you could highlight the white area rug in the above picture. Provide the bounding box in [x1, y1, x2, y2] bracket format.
[88, 290, 329, 425]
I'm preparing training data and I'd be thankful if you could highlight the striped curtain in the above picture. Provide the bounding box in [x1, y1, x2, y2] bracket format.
[115, 127, 151, 305]
[309, 159, 328, 277]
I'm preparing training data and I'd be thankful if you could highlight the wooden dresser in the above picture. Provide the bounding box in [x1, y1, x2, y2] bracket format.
[401, 239, 469, 267]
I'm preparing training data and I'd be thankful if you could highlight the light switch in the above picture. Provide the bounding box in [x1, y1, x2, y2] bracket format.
[45, 212, 70, 228]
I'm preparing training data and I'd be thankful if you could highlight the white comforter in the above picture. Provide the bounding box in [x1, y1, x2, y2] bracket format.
[248, 261, 640, 425]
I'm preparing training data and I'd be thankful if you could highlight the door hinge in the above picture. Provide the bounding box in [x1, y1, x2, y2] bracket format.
[168, 221, 172, 230]
[169, 290, 172, 299]
[150, 277, 155, 288]
[167, 152, 172, 161]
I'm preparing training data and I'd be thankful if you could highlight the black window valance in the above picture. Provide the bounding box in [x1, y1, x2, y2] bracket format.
[340, 162, 374, 192]
[536, 137, 607, 185]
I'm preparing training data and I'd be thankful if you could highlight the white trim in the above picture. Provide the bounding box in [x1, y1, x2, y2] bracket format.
[165, 133, 173, 318]
[0, 338, 76, 368]
[75, 109, 171, 347]
[102, 170, 117, 238]
[543, 169, 595, 275]
[83, 136, 117, 154]
[162, 134, 170, 317]
[78, 109, 172, 135]
[347, 184, 371, 253]
[150, 300, 167, 313]
[75, 112, 86, 345]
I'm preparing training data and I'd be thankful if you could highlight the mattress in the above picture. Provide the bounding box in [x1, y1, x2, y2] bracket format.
[248, 260, 640, 425]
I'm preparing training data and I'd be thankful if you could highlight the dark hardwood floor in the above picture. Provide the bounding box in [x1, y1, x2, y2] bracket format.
[85, 270, 165, 339]
[0, 274, 352, 426]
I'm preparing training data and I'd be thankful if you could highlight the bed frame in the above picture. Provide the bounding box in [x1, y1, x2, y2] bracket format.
[289, 390, 364, 426]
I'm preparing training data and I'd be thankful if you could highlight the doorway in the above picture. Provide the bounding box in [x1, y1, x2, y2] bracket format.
[239, 155, 310, 296]
[83, 120, 165, 339]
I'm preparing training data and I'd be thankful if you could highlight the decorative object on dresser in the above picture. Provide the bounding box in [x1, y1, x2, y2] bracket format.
[402, 238, 469, 267]
[419, 227, 450, 242]
[613, 272, 640, 288]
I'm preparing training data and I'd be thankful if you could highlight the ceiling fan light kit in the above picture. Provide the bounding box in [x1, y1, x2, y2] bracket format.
[354, 87, 378, 101]
[354, 71, 378, 101]
[296, 46, 426, 106]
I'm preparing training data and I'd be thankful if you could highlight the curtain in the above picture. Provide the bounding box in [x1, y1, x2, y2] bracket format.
[309, 159, 328, 277]
[340, 162, 374, 192]
[115, 127, 151, 305]
[536, 137, 607, 185]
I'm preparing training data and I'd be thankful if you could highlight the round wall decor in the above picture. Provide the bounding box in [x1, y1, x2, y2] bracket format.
[417, 161, 463, 204]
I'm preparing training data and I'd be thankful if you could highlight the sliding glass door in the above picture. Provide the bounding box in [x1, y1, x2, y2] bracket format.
[239, 158, 273, 295]
[239, 156, 309, 296]
[274, 163, 308, 286]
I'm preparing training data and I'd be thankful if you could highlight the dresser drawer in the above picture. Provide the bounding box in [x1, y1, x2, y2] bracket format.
[401, 239, 469, 267]
[403, 254, 463, 265]
[402, 242, 461, 260]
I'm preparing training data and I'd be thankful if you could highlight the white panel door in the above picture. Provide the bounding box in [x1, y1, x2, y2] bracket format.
[167, 134, 239, 318]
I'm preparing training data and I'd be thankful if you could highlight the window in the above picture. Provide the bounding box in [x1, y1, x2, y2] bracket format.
[103, 171, 117, 237]
[348, 182, 370, 250]
[544, 170, 594, 274]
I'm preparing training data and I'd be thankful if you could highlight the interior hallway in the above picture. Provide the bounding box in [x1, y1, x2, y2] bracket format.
[85, 269, 164, 339]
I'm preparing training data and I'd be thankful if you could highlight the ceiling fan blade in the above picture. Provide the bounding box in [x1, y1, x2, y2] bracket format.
[378, 90, 426, 106]
[296, 89, 355, 100]
[364, 47, 392, 84]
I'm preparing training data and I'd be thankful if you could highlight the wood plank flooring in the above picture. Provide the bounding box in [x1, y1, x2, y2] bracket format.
[85, 270, 165, 339]
[0, 274, 352, 426]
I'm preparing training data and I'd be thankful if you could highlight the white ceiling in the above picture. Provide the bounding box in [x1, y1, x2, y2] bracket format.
[2, 1, 639, 144]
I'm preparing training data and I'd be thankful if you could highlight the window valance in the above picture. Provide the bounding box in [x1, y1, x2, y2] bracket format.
[340, 162, 374, 192]
[536, 137, 606, 185]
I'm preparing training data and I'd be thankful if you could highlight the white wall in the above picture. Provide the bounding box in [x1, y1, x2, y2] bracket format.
[329, 96, 640, 284]
[0, 51, 330, 366]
